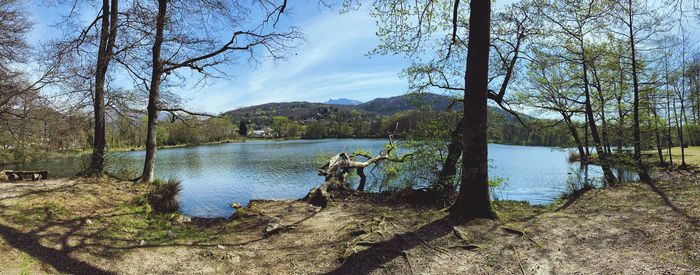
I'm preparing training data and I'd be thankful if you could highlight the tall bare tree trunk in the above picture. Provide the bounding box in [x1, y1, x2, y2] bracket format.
[594, 84, 612, 155]
[666, 59, 673, 166]
[88, 0, 118, 175]
[668, 103, 673, 166]
[682, 100, 693, 146]
[673, 95, 687, 168]
[627, 0, 650, 180]
[617, 56, 626, 154]
[450, 0, 496, 219]
[584, 116, 590, 156]
[141, 0, 167, 182]
[678, 29, 688, 168]
[580, 39, 616, 185]
[650, 100, 665, 166]
[678, 96, 688, 168]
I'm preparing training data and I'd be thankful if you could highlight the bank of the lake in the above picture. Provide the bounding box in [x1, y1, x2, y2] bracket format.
[2, 139, 625, 218]
[0, 138, 252, 167]
[0, 168, 697, 274]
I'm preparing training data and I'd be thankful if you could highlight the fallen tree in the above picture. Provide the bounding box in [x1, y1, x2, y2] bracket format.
[303, 137, 411, 208]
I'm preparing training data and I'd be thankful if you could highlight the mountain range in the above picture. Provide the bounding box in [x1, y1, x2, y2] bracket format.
[323, 98, 363, 105]
[222, 93, 527, 126]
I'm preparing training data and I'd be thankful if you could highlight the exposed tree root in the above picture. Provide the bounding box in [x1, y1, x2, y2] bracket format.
[448, 244, 480, 250]
[502, 227, 537, 243]
[453, 227, 469, 241]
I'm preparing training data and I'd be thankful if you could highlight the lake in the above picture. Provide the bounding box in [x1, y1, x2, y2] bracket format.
[1, 139, 632, 217]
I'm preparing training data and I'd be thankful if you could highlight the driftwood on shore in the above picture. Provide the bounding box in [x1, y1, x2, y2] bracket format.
[303, 137, 411, 208]
[1, 170, 49, 181]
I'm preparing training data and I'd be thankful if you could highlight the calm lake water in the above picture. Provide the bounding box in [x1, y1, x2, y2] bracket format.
[1, 139, 633, 217]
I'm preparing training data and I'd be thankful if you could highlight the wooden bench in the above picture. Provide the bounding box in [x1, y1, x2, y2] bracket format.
[2, 170, 49, 181]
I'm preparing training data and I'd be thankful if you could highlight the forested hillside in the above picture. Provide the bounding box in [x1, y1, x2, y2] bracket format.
[222, 93, 564, 145]
[222, 93, 459, 124]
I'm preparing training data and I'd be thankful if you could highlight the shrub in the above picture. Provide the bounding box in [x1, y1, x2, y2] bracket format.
[561, 169, 596, 200]
[568, 150, 581, 162]
[489, 174, 509, 201]
[146, 178, 183, 213]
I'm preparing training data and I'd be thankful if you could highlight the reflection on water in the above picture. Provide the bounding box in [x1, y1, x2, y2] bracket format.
[616, 168, 640, 183]
[482, 144, 638, 204]
[563, 164, 639, 196]
[1, 140, 637, 217]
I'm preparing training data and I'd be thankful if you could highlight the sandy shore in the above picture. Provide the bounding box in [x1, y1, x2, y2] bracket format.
[0, 170, 698, 274]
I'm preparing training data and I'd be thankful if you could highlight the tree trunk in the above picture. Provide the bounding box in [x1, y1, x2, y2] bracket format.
[87, 0, 118, 175]
[654, 120, 665, 166]
[449, 0, 496, 220]
[304, 174, 351, 208]
[581, 39, 616, 185]
[141, 0, 167, 182]
[650, 98, 665, 166]
[591, 67, 612, 155]
[666, 59, 673, 166]
[436, 117, 463, 189]
[599, 96, 612, 155]
[356, 167, 366, 191]
[617, 56, 626, 154]
[584, 116, 589, 156]
[678, 96, 687, 168]
[627, 0, 650, 180]
[693, 92, 699, 127]
[617, 95, 625, 153]
[682, 100, 693, 146]
[307, 150, 400, 207]
[595, 87, 612, 155]
[563, 112, 586, 163]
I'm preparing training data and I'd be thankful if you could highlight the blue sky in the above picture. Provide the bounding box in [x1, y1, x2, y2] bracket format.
[179, 2, 413, 113]
[26, 0, 697, 115]
[26, 1, 521, 114]
[26, 1, 417, 113]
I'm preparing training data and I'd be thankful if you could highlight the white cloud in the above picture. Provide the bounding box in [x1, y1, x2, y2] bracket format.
[186, 5, 409, 113]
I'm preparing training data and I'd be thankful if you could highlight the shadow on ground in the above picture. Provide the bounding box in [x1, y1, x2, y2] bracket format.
[643, 177, 699, 226]
[0, 223, 115, 274]
[325, 217, 456, 274]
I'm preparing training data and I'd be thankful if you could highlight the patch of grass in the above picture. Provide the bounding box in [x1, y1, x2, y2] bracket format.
[493, 200, 547, 220]
[229, 204, 259, 220]
[100, 200, 215, 245]
[644, 146, 700, 169]
[19, 252, 35, 273]
[11, 203, 73, 225]
[146, 178, 182, 213]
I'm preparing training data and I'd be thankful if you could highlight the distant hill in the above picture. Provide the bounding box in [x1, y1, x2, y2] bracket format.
[359, 93, 457, 115]
[222, 93, 528, 127]
[324, 98, 363, 105]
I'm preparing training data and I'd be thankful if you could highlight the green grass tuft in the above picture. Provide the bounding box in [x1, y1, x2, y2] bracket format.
[146, 178, 183, 214]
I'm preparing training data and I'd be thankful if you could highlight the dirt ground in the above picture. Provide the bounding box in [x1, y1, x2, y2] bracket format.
[0, 170, 698, 274]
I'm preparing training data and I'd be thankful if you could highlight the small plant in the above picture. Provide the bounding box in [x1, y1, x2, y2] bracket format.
[488, 159, 509, 201]
[146, 178, 183, 213]
[489, 174, 509, 201]
[561, 168, 597, 200]
[568, 150, 581, 162]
